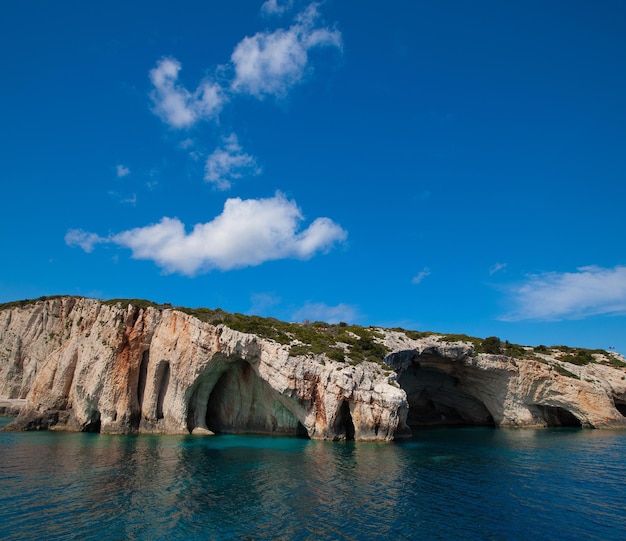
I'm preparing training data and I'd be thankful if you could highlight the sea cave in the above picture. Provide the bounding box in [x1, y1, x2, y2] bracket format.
[187, 360, 308, 437]
[396, 360, 495, 429]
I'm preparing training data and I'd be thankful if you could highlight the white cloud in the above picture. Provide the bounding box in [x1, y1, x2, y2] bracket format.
[149, 57, 224, 128]
[121, 193, 137, 206]
[68, 193, 346, 276]
[107, 191, 138, 206]
[179, 138, 194, 150]
[65, 230, 105, 253]
[500, 265, 626, 321]
[261, 0, 293, 16]
[248, 293, 281, 315]
[204, 133, 261, 190]
[116, 164, 130, 178]
[489, 262, 507, 275]
[231, 3, 342, 99]
[292, 302, 358, 324]
[412, 267, 431, 285]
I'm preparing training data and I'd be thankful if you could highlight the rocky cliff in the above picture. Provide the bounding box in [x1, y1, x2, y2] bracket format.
[1, 297, 625, 439]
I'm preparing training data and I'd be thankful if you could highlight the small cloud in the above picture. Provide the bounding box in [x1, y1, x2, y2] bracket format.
[500, 265, 626, 321]
[177, 137, 202, 161]
[68, 192, 347, 276]
[149, 57, 225, 128]
[248, 293, 281, 315]
[204, 133, 261, 190]
[146, 168, 160, 190]
[108, 191, 138, 206]
[65, 229, 105, 253]
[292, 302, 358, 324]
[179, 139, 202, 161]
[261, 0, 293, 16]
[116, 164, 130, 178]
[412, 267, 431, 285]
[489, 262, 507, 275]
[231, 3, 342, 99]
[86, 289, 105, 299]
[179, 138, 194, 150]
[121, 193, 137, 206]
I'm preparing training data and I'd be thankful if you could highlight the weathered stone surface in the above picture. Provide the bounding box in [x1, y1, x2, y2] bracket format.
[382, 332, 626, 429]
[1, 298, 625, 439]
[0, 398, 26, 416]
[0, 298, 406, 440]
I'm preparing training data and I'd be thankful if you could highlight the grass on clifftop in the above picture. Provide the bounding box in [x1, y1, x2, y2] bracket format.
[104, 299, 389, 364]
[0, 295, 71, 310]
[2, 296, 624, 368]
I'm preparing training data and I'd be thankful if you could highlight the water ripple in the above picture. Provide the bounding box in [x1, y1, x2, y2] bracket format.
[1, 422, 625, 540]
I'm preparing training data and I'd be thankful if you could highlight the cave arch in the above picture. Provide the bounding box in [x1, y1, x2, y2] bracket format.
[614, 400, 626, 417]
[132, 349, 151, 430]
[137, 350, 149, 411]
[155, 361, 170, 420]
[334, 401, 355, 441]
[81, 410, 101, 433]
[396, 361, 494, 429]
[187, 360, 308, 437]
[532, 405, 582, 427]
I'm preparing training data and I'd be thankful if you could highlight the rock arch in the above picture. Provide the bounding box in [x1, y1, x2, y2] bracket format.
[155, 361, 170, 420]
[387, 352, 495, 430]
[187, 359, 308, 437]
[531, 405, 582, 427]
[613, 399, 626, 417]
[136, 350, 150, 418]
[334, 400, 355, 441]
[81, 410, 101, 433]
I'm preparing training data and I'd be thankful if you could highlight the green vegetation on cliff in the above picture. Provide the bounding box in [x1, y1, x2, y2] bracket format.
[2, 296, 624, 368]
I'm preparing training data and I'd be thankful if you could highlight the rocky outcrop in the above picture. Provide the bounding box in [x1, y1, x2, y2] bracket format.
[0, 298, 406, 440]
[382, 332, 626, 429]
[1, 297, 625, 439]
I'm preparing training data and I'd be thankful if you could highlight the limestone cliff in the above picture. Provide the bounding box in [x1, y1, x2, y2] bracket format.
[382, 332, 626, 429]
[0, 297, 405, 440]
[1, 297, 625, 439]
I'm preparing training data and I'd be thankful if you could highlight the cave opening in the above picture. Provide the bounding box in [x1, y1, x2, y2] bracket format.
[534, 405, 582, 427]
[155, 361, 170, 420]
[614, 401, 626, 417]
[131, 349, 151, 430]
[397, 362, 495, 430]
[81, 411, 101, 433]
[196, 361, 308, 437]
[335, 401, 355, 441]
[137, 350, 149, 410]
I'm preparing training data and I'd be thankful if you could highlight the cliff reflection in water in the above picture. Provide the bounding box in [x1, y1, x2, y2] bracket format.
[1, 422, 625, 540]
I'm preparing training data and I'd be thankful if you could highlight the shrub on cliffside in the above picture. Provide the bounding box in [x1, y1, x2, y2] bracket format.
[480, 336, 503, 355]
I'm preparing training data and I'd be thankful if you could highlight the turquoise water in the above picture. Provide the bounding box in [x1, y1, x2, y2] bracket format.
[1, 418, 625, 540]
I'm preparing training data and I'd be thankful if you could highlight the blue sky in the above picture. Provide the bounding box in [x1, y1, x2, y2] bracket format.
[2, 1, 625, 353]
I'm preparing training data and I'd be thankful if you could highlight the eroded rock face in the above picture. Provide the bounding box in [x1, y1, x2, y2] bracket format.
[0, 298, 406, 440]
[1, 298, 625, 439]
[382, 333, 626, 429]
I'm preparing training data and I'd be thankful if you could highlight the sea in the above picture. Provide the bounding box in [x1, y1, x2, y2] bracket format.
[1, 417, 625, 540]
